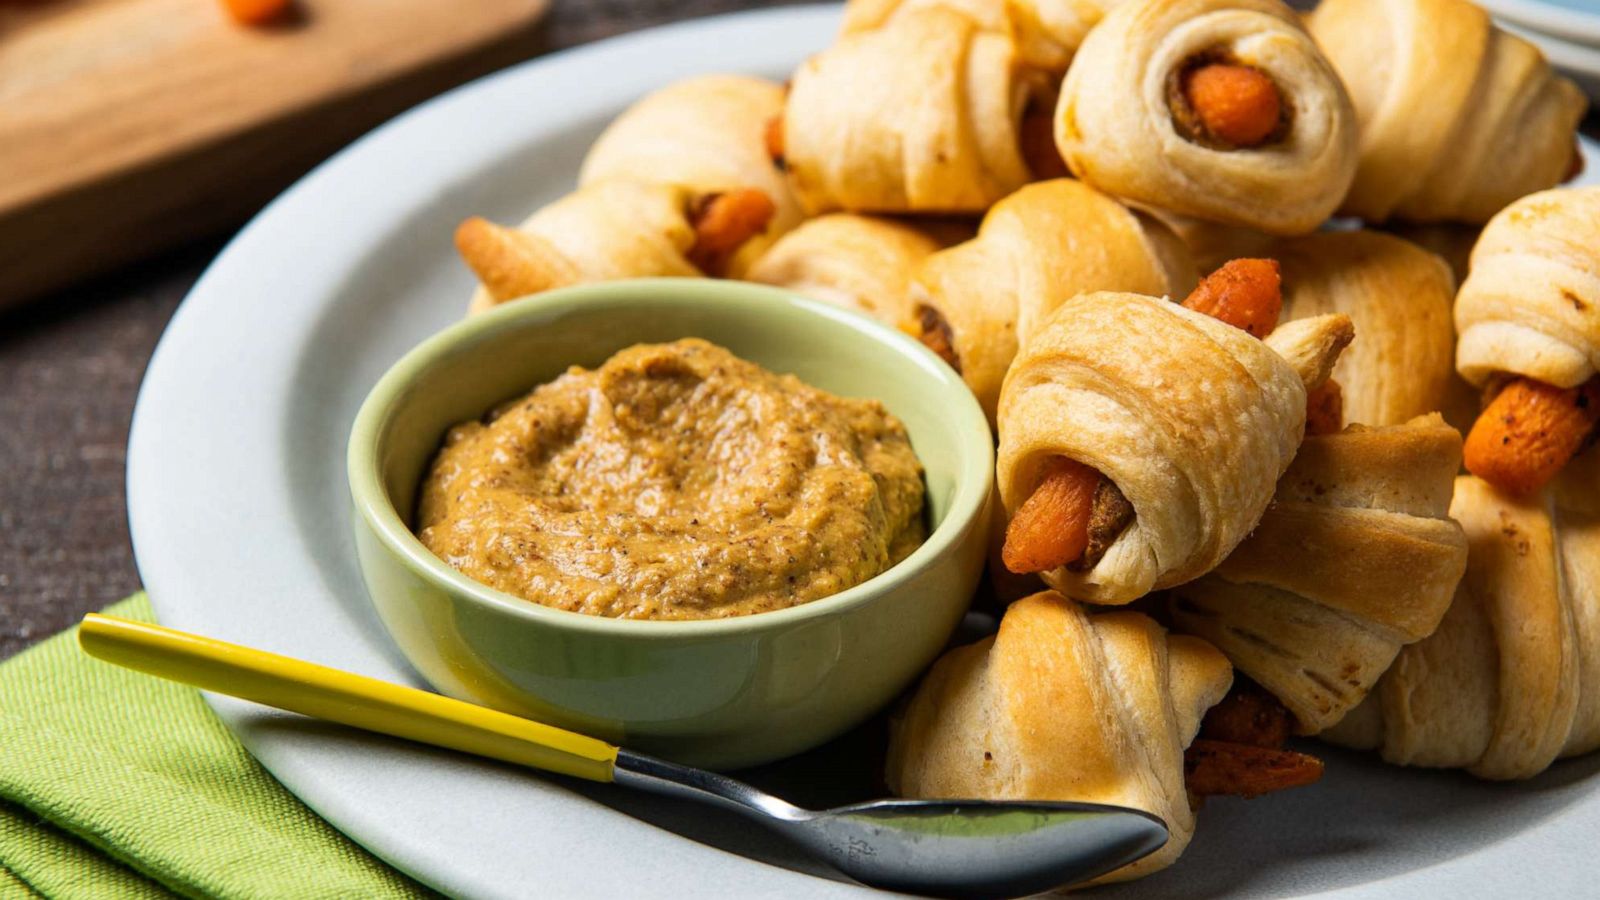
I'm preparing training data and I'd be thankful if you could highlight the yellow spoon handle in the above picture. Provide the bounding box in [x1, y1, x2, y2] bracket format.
[77, 614, 618, 783]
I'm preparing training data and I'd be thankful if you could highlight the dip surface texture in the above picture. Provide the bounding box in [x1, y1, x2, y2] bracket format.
[416, 339, 927, 619]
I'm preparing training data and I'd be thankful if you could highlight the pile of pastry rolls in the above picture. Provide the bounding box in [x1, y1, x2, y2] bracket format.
[444, 0, 1596, 886]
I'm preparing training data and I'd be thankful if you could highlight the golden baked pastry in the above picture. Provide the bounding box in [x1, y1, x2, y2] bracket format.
[457, 182, 699, 314]
[1169, 414, 1469, 734]
[1055, 0, 1358, 234]
[995, 291, 1353, 605]
[743, 214, 952, 328]
[784, 6, 1034, 215]
[1273, 231, 1458, 426]
[841, 0, 1125, 74]
[455, 181, 776, 314]
[578, 75, 801, 278]
[909, 179, 1195, 422]
[1151, 213, 1278, 274]
[1385, 223, 1479, 285]
[1324, 456, 1600, 779]
[1455, 187, 1600, 391]
[886, 590, 1233, 883]
[1309, 0, 1587, 225]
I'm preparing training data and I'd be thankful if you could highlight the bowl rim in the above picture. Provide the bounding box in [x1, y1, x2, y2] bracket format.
[347, 278, 994, 639]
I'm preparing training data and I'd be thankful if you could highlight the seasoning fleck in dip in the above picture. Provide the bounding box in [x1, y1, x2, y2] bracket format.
[416, 339, 926, 619]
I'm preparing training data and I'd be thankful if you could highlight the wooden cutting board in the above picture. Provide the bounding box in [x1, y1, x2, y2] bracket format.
[0, 0, 550, 308]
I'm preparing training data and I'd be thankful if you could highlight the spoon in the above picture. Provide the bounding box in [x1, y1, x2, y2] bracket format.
[77, 614, 1167, 899]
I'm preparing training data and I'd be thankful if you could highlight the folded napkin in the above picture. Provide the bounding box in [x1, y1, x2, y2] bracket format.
[0, 595, 434, 899]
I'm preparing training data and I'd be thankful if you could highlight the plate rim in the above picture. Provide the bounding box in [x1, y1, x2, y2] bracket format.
[1481, 0, 1600, 47]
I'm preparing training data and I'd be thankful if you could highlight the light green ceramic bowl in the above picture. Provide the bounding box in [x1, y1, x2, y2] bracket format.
[348, 279, 993, 770]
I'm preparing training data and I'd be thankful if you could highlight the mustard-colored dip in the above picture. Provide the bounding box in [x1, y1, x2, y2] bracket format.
[416, 339, 926, 619]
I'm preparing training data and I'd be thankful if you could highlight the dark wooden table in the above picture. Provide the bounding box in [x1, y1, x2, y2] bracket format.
[0, 0, 808, 660]
[1, 0, 1596, 660]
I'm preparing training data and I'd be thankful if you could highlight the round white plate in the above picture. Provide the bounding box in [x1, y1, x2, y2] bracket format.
[128, 6, 1600, 899]
[1501, 18, 1600, 104]
[1483, 0, 1600, 48]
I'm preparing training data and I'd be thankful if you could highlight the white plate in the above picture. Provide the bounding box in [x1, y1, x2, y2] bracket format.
[128, 6, 1600, 899]
[1483, 0, 1600, 48]
[1502, 18, 1600, 104]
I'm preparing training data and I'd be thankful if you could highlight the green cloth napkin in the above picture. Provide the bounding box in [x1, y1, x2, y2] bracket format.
[0, 594, 435, 899]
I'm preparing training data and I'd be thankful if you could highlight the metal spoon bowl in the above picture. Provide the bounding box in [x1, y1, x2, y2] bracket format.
[78, 614, 1167, 898]
[617, 751, 1167, 898]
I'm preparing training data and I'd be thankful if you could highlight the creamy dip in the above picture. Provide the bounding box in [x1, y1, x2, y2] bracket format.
[416, 339, 926, 619]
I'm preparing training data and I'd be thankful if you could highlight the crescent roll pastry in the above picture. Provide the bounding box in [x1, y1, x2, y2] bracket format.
[1456, 187, 1600, 392]
[886, 590, 1233, 883]
[996, 291, 1353, 605]
[1323, 460, 1600, 780]
[456, 181, 771, 314]
[1308, 0, 1588, 225]
[841, 0, 1124, 74]
[909, 179, 1196, 421]
[1152, 212, 1277, 274]
[1274, 231, 1458, 426]
[1386, 222, 1479, 285]
[1055, 0, 1358, 235]
[1454, 188, 1600, 497]
[743, 214, 951, 328]
[784, 6, 1034, 215]
[578, 75, 801, 277]
[1169, 415, 1469, 734]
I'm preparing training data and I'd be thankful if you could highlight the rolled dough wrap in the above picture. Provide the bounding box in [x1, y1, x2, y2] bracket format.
[1323, 457, 1600, 780]
[743, 214, 952, 328]
[886, 590, 1232, 884]
[910, 179, 1195, 422]
[1055, 0, 1357, 234]
[1151, 212, 1278, 273]
[579, 75, 801, 277]
[1455, 186, 1600, 390]
[464, 181, 700, 314]
[1275, 230, 1458, 426]
[1170, 415, 1469, 734]
[1309, 0, 1587, 225]
[841, 0, 1127, 75]
[784, 6, 1033, 215]
[996, 293, 1353, 605]
[1386, 222, 1479, 285]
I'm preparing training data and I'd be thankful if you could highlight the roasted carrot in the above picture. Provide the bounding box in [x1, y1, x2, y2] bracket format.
[1304, 379, 1344, 437]
[1181, 258, 1283, 337]
[1002, 457, 1100, 575]
[1181, 63, 1283, 149]
[687, 189, 776, 276]
[1199, 682, 1294, 750]
[1463, 375, 1600, 496]
[1184, 740, 1324, 798]
[221, 0, 292, 26]
[1187, 681, 1320, 797]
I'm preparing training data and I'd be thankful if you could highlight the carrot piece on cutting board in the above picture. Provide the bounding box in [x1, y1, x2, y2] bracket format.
[221, 0, 293, 27]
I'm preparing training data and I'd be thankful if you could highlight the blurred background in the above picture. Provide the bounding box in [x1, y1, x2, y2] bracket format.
[2, 0, 1597, 661]
[0, 0, 813, 659]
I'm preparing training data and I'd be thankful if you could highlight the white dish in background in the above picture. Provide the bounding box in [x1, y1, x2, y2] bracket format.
[127, 5, 1600, 899]
[1483, 0, 1600, 48]
[1503, 18, 1600, 105]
